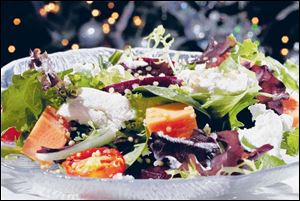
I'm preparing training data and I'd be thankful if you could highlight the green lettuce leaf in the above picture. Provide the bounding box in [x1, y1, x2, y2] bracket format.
[166, 164, 200, 179]
[121, 129, 151, 167]
[241, 136, 286, 170]
[263, 57, 299, 92]
[15, 132, 25, 147]
[124, 142, 149, 167]
[1, 146, 22, 158]
[109, 50, 123, 65]
[217, 159, 259, 175]
[255, 154, 286, 170]
[228, 93, 258, 128]
[67, 68, 133, 89]
[1, 70, 45, 132]
[43, 86, 72, 109]
[126, 93, 173, 131]
[67, 72, 104, 89]
[232, 36, 299, 92]
[133, 86, 210, 119]
[95, 68, 133, 87]
[284, 59, 299, 81]
[281, 127, 299, 156]
[98, 50, 123, 70]
[123, 93, 172, 167]
[166, 156, 201, 179]
[1, 69, 78, 133]
[192, 57, 260, 128]
[57, 69, 73, 79]
[232, 38, 264, 65]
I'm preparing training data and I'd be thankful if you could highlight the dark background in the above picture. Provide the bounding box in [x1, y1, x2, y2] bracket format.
[1, 1, 299, 67]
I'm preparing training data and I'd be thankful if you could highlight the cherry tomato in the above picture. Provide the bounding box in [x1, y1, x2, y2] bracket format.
[62, 147, 126, 178]
[1, 127, 21, 143]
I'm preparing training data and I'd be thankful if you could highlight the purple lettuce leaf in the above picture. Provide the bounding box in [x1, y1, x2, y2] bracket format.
[148, 130, 273, 177]
[140, 166, 172, 179]
[148, 130, 220, 164]
[122, 57, 174, 76]
[102, 76, 182, 94]
[29, 48, 43, 69]
[242, 62, 289, 114]
[28, 48, 62, 91]
[189, 129, 216, 143]
[36, 146, 72, 163]
[194, 36, 236, 68]
[36, 146, 72, 154]
[197, 130, 273, 176]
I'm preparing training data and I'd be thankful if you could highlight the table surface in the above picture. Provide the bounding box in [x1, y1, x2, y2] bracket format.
[1, 175, 299, 200]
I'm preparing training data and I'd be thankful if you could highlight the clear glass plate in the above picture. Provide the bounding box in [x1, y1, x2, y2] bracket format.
[1, 47, 299, 200]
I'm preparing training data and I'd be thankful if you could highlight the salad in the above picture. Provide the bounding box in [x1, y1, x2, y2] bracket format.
[1, 25, 299, 180]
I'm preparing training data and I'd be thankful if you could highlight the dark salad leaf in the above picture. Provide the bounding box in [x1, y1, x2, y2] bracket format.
[28, 48, 43, 69]
[134, 85, 210, 119]
[243, 62, 289, 114]
[148, 130, 273, 177]
[36, 146, 72, 154]
[38, 73, 61, 91]
[29, 49, 61, 90]
[194, 35, 236, 68]
[197, 130, 273, 176]
[148, 131, 220, 164]
[123, 57, 174, 77]
[102, 76, 182, 94]
[141, 166, 172, 179]
[189, 129, 215, 143]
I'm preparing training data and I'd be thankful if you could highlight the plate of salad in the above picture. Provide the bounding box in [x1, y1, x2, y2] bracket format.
[1, 25, 299, 200]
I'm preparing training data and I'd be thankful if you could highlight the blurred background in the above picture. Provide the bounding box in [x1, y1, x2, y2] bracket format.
[1, 1, 299, 67]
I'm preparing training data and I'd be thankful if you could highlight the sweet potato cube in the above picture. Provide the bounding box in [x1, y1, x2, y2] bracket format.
[144, 103, 197, 138]
[21, 106, 69, 162]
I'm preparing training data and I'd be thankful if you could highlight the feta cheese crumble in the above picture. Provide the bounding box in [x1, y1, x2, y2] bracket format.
[238, 103, 293, 157]
[57, 87, 134, 131]
[119, 55, 148, 69]
[178, 66, 257, 94]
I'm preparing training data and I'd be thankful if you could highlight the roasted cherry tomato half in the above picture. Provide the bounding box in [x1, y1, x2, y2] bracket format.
[1, 127, 21, 143]
[62, 147, 126, 178]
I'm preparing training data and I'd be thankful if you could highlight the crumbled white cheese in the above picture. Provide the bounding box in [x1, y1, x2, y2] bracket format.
[177, 67, 257, 94]
[238, 104, 293, 157]
[57, 87, 134, 131]
[112, 173, 135, 180]
[119, 55, 148, 69]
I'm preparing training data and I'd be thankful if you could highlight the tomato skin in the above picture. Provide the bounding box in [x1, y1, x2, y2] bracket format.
[62, 147, 126, 178]
[1, 127, 21, 143]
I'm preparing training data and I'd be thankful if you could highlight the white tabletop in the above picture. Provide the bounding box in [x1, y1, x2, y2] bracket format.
[1, 175, 299, 200]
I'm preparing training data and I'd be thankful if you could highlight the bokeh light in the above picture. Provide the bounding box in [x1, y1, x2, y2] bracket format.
[13, 18, 21, 26]
[8, 45, 16, 53]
